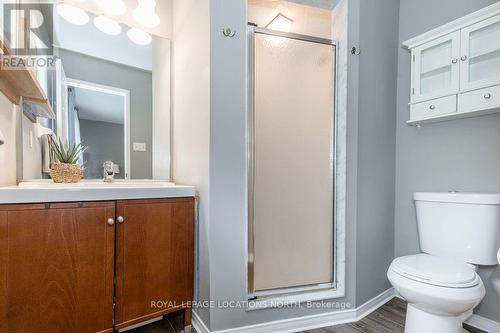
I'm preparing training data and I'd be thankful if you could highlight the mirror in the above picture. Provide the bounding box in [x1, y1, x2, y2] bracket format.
[22, 3, 170, 180]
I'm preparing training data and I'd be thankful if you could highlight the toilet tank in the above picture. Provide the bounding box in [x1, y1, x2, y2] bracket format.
[414, 192, 500, 266]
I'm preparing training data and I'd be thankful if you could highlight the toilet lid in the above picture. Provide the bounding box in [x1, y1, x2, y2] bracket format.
[391, 254, 478, 287]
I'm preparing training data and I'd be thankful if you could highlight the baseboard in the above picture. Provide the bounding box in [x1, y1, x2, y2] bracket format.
[193, 288, 396, 333]
[193, 311, 211, 333]
[465, 314, 500, 333]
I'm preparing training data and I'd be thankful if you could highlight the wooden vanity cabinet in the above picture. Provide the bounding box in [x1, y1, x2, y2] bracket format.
[0, 198, 195, 333]
[0, 202, 116, 333]
[115, 198, 195, 330]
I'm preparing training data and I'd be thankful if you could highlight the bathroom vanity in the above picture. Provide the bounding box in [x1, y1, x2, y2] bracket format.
[0, 182, 195, 333]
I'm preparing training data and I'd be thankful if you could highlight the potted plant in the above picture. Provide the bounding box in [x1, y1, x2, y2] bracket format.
[49, 136, 87, 183]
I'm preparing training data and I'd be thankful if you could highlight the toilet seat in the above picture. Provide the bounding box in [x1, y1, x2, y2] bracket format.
[390, 254, 480, 288]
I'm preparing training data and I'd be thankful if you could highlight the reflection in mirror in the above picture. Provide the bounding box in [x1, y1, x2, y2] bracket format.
[22, 4, 170, 180]
[67, 81, 128, 179]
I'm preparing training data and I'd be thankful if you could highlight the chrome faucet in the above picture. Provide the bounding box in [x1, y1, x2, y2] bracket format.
[103, 161, 115, 183]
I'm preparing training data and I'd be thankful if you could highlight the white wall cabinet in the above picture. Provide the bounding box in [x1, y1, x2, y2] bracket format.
[460, 15, 500, 91]
[413, 32, 460, 103]
[404, 3, 500, 125]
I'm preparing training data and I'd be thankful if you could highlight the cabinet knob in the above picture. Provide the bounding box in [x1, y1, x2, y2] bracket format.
[429, 105, 436, 110]
[117, 216, 125, 224]
[451, 58, 458, 64]
[107, 218, 115, 226]
[460, 55, 468, 61]
[484, 93, 492, 100]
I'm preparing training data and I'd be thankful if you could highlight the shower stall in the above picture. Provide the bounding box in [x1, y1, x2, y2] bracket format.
[247, 24, 337, 298]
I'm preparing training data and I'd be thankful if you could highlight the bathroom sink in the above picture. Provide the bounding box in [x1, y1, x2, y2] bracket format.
[0, 180, 195, 204]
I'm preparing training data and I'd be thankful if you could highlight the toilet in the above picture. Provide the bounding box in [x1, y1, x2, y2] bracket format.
[388, 192, 500, 333]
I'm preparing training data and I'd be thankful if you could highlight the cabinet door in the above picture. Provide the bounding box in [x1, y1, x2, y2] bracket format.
[413, 31, 461, 102]
[0, 202, 115, 333]
[115, 198, 194, 330]
[460, 15, 500, 91]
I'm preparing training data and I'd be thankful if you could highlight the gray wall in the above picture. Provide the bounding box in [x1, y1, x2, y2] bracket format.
[355, 0, 399, 306]
[395, 0, 500, 322]
[79, 119, 124, 179]
[58, 49, 153, 179]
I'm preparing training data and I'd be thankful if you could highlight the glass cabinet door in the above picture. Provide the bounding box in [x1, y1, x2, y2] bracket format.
[460, 15, 500, 90]
[413, 32, 460, 102]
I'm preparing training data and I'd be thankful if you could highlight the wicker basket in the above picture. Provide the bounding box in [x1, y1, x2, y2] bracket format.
[50, 163, 83, 183]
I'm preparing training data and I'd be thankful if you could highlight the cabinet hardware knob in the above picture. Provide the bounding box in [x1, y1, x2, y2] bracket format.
[484, 93, 492, 99]
[451, 58, 458, 64]
[461, 55, 468, 61]
[429, 105, 436, 110]
[117, 216, 125, 224]
[107, 218, 115, 226]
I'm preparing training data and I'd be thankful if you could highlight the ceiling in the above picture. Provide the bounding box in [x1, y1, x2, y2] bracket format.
[286, 0, 339, 10]
[249, 0, 339, 10]
[73, 86, 125, 125]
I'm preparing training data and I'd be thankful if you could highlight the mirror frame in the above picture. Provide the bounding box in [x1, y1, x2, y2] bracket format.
[65, 78, 131, 179]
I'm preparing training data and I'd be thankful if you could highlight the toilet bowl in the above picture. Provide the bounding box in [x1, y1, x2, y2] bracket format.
[388, 254, 485, 333]
[388, 192, 500, 333]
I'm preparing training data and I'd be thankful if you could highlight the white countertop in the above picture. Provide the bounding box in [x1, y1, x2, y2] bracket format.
[0, 180, 196, 204]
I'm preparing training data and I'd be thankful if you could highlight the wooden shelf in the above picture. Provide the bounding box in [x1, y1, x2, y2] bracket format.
[0, 38, 54, 119]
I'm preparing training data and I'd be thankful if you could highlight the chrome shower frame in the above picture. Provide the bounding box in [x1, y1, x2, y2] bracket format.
[247, 23, 338, 300]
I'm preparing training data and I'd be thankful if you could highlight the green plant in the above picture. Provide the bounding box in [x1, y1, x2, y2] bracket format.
[49, 136, 87, 164]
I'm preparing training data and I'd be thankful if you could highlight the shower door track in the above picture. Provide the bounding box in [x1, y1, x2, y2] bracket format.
[252, 25, 336, 46]
[247, 23, 338, 300]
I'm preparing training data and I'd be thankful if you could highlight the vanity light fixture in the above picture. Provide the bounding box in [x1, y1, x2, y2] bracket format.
[94, 16, 122, 36]
[133, 0, 160, 28]
[96, 0, 127, 16]
[266, 13, 293, 32]
[127, 27, 152, 45]
[56, 3, 90, 26]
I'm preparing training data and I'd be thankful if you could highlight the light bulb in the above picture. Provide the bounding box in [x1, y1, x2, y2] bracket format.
[94, 16, 122, 35]
[133, 0, 160, 28]
[127, 27, 152, 45]
[56, 4, 90, 26]
[96, 0, 127, 16]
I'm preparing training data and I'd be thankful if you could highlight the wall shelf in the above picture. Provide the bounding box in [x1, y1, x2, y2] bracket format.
[0, 38, 55, 120]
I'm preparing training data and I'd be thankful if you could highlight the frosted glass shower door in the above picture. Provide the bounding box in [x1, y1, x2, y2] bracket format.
[251, 32, 335, 293]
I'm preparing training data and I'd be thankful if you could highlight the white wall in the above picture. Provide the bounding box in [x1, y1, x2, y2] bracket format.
[0, 92, 17, 186]
[171, 0, 211, 326]
[152, 36, 171, 180]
